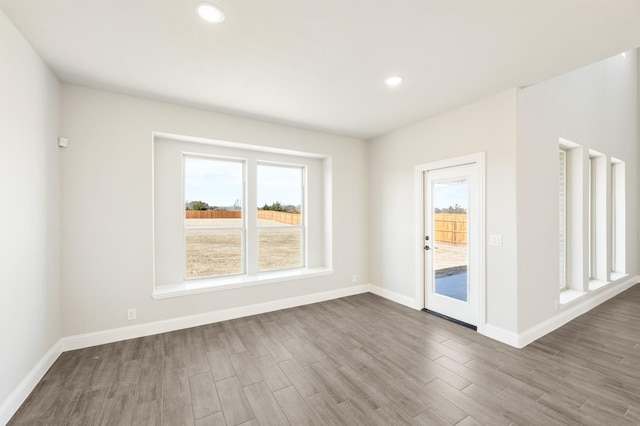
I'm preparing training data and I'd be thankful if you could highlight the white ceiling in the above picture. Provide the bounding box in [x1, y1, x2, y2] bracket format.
[2, 1, 640, 139]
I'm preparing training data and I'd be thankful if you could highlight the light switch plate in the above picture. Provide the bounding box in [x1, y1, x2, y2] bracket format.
[489, 234, 503, 246]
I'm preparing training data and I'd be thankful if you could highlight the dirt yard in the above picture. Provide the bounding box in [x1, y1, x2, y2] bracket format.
[185, 219, 301, 278]
[433, 242, 467, 278]
[185, 218, 466, 280]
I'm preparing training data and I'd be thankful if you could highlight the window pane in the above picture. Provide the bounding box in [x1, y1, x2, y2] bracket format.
[589, 156, 599, 280]
[184, 157, 243, 228]
[257, 164, 303, 272]
[184, 156, 244, 279]
[257, 164, 302, 222]
[559, 149, 566, 289]
[186, 229, 243, 278]
[611, 161, 625, 274]
[259, 227, 302, 271]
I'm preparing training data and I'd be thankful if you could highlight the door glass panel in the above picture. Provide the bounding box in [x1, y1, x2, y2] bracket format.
[433, 179, 468, 302]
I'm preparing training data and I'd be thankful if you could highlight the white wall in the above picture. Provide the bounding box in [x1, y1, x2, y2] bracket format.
[60, 85, 368, 336]
[0, 9, 61, 408]
[368, 89, 519, 333]
[516, 51, 639, 332]
[369, 52, 639, 341]
[1, 12, 638, 420]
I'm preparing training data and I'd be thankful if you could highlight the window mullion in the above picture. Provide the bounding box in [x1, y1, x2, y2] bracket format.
[302, 167, 307, 268]
[246, 158, 258, 275]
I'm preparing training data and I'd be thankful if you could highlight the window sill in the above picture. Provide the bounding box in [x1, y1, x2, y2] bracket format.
[610, 271, 627, 281]
[560, 273, 629, 307]
[152, 267, 333, 299]
[588, 279, 609, 291]
[559, 289, 587, 306]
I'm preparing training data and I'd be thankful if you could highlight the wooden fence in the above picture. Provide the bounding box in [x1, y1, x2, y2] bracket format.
[434, 213, 467, 244]
[185, 209, 301, 225]
[185, 210, 459, 237]
[186, 210, 241, 219]
[257, 210, 301, 225]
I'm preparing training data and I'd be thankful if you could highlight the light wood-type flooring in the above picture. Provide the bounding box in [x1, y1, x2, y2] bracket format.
[9, 284, 640, 425]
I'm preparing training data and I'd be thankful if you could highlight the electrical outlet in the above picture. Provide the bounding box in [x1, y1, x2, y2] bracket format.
[352, 274, 357, 283]
[127, 308, 136, 320]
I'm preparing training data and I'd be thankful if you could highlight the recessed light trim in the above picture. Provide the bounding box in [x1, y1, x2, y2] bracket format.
[196, 2, 225, 23]
[385, 76, 403, 87]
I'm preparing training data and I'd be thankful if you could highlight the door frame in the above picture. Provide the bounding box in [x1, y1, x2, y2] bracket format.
[414, 152, 486, 334]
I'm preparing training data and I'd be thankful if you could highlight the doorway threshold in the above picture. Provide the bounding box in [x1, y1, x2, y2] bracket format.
[422, 308, 477, 331]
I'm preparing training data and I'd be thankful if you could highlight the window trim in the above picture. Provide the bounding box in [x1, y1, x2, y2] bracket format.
[558, 138, 584, 294]
[588, 150, 607, 283]
[152, 132, 333, 299]
[611, 158, 625, 275]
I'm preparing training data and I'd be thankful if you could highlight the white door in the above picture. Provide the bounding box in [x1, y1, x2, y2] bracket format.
[424, 163, 478, 327]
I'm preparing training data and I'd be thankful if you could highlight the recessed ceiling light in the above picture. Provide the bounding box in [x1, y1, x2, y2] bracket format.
[196, 2, 225, 23]
[385, 76, 403, 87]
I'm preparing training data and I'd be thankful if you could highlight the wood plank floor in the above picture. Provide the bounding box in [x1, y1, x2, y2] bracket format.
[9, 284, 640, 425]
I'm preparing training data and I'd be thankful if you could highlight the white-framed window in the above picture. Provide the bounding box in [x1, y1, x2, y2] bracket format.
[558, 139, 583, 293]
[558, 149, 567, 289]
[611, 159, 625, 276]
[588, 155, 594, 280]
[558, 140, 628, 305]
[153, 134, 331, 298]
[588, 151, 606, 283]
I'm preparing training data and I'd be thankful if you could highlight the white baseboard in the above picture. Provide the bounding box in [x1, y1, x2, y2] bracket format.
[0, 340, 63, 425]
[481, 323, 520, 347]
[516, 275, 638, 348]
[367, 284, 416, 309]
[61, 284, 369, 352]
[479, 275, 639, 348]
